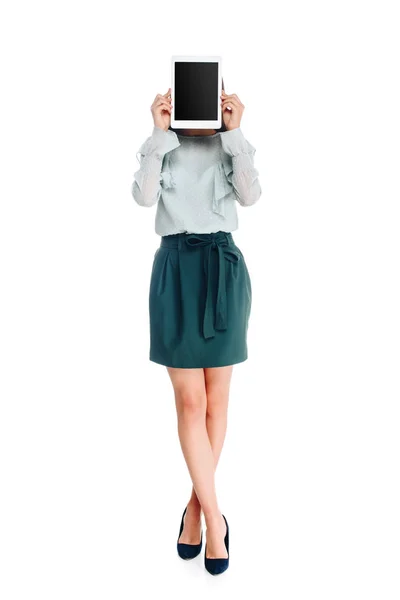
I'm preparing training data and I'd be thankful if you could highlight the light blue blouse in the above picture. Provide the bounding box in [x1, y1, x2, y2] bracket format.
[131, 125, 262, 236]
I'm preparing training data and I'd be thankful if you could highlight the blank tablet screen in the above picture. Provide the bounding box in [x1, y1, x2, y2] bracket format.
[174, 62, 218, 120]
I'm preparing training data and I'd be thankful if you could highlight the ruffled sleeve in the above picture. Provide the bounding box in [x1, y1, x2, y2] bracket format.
[159, 168, 176, 189]
[136, 126, 181, 162]
[212, 160, 232, 217]
[132, 126, 180, 207]
[219, 127, 262, 206]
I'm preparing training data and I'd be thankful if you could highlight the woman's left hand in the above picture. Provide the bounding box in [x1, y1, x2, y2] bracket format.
[221, 90, 245, 130]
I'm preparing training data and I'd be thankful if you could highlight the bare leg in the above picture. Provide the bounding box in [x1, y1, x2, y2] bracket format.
[168, 365, 233, 558]
[187, 365, 233, 506]
[167, 366, 229, 558]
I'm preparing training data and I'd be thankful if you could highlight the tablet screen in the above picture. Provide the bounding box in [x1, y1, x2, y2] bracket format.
[174, 61, 219, 120]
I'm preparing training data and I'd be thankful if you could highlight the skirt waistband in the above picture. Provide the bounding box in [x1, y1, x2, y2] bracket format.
[160, 231, 241, 339]
[161, 230, 234, 250]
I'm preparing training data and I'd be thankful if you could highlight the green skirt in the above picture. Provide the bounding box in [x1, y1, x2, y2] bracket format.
[148, 230, 252, 368]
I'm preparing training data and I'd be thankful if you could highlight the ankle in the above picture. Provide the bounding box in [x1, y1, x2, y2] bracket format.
[204, 509, 223, 527]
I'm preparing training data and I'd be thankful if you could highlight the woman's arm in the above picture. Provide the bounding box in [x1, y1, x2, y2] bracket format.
[132, 126, 180, 207]
[220, 127, 262, 206]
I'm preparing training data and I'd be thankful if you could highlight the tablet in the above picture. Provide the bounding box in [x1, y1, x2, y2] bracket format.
[171, 55, 222, 129]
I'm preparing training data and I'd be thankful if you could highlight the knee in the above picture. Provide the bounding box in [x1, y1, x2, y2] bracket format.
[176, 390, 206, 421]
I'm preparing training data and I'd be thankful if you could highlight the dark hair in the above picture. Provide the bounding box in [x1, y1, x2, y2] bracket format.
[168, 77, 227, 135]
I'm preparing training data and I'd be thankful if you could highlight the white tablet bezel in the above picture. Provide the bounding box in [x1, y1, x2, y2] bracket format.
[171, 55, 222, 129]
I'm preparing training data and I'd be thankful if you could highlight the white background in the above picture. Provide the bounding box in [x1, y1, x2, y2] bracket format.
[1, 0, 399, 598]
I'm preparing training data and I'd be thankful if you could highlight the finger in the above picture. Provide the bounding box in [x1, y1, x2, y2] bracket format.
[154, 97, 172, 108]
[221, 91, 242, 101]
[221, 93, 243, 107]
[221, 98, 240, 110]
[153, 100, 172, 113]
[156, 106, 172, 114]
[222, 96, 241, 106]
[159, 103, 172, 113]
[154, 91, 172, 104]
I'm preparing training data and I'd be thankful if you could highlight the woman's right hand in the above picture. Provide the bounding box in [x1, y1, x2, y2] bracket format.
[151, 88, 172, 131]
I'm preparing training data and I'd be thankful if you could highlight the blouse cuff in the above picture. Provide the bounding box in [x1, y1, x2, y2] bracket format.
[151, 126, 181, 156]
[220, 127, 253, 157]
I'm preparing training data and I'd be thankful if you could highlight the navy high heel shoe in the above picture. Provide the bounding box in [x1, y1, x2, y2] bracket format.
[204, 514, 229, 575]
[177, 506, 203, 560]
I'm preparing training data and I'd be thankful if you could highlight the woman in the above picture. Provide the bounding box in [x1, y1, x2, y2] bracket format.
[131, 81, 262, 575]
